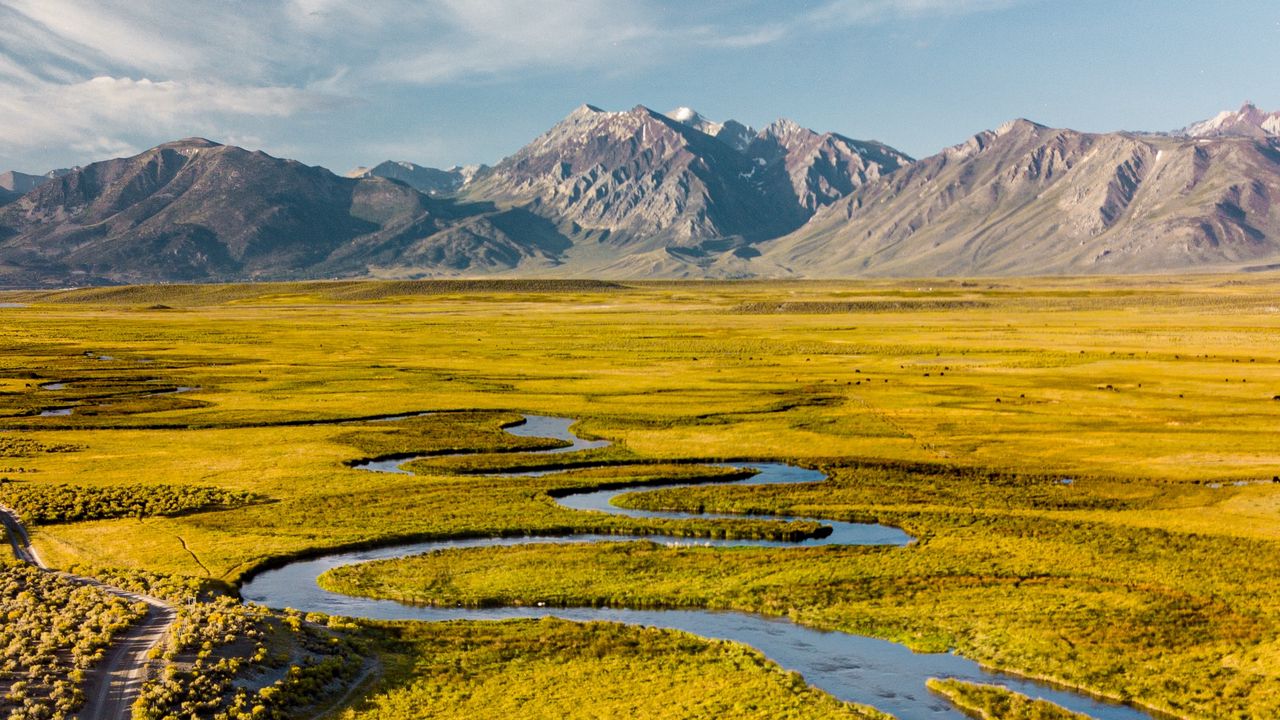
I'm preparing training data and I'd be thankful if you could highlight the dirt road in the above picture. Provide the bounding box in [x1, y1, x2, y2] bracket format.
[1, 504, 175, 720]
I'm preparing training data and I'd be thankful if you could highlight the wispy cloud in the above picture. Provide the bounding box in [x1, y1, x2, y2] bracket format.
[0, 75, 342, 155]
[693, 0, 1031, 49]
[377, 1, 659, 83]
[0, 0, 670, 165]
[807, 0, 1027, 24]
[0, 0, 1029, 169]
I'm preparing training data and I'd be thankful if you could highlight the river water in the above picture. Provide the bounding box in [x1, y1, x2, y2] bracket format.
[241, 415, 1156, 720]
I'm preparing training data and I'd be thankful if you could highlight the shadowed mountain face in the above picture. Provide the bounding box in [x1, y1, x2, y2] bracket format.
[0, 139, 564, 286]
[763, 119, 1280, 276]
[745, 119, 911, 214]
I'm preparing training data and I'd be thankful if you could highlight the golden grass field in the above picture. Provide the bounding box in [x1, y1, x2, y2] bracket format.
[2, 276, 1280, 718]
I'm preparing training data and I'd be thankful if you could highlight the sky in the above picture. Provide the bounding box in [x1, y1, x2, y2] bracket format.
[1, 0, 1278, 174]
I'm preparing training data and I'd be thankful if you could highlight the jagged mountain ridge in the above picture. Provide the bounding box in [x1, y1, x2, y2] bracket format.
[762, 118, 1280, 276]
[745, 118, 911, 214]
[459, 104, 908, 271]
[462, 104, 805, 256]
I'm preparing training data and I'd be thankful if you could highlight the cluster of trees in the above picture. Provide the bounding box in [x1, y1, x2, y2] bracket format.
[0, 482, 254, 523]
[0, 564, 146, 720]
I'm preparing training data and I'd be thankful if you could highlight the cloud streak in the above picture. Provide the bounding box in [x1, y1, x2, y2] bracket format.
[0, 75, 344, 156]
[0, 0, 1031, 169]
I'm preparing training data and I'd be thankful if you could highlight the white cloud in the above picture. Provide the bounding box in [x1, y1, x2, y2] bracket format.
[0, 0, 1030, 168]
[0, 75, 342, 158]
[65, 136, 138, 162]
[67, 77, 338, 119]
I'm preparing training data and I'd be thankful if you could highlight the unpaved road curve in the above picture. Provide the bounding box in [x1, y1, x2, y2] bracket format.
[1, 504, 175, 720]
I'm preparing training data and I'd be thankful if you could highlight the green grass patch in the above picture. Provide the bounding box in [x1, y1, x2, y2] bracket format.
[337, 618, 888, 720]
[926, 678, 1090, 719]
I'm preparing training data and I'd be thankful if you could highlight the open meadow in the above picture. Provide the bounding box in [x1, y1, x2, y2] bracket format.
[2, 276, 1280, 719]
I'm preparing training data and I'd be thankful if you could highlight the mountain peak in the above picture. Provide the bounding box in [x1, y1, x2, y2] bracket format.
[761, 118, 812, 140]
[1180, 102, 1280, 138]
[627, 104, 668, 121]
[995, 118, 1048, 136]
[158, 137, 223, 150]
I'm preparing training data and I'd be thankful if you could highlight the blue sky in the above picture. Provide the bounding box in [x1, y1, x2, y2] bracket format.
[1, 0, 1277, 174]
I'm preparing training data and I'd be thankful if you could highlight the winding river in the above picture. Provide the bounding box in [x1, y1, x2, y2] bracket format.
[241, 415, 1156, 720]
[35, 383, 198, 417]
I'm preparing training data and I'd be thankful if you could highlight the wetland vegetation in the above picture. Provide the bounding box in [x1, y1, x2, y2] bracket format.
[2, 276, 1280, 718]
[926, 679, 1091, 720]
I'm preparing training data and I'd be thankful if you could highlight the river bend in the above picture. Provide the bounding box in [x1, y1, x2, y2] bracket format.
[241, 414, 1154, 720]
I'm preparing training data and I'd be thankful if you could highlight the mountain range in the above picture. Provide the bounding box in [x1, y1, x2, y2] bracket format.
[1, 102, 1278, 286]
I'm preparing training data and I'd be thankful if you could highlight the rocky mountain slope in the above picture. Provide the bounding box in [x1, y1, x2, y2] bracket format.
[462, 104, 805, 254]
[762, 118, 1280, 276]
[457, 104, 908, 274]
[745, 118, 910, 214]
[0, 139, 563, 286]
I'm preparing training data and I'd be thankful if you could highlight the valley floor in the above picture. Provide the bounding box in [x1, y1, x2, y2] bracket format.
[1, 275, 1279, 718]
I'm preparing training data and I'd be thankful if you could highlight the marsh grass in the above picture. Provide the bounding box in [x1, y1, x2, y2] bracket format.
[926, 678, 1091, 719]
[335, 618, 887, 720]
